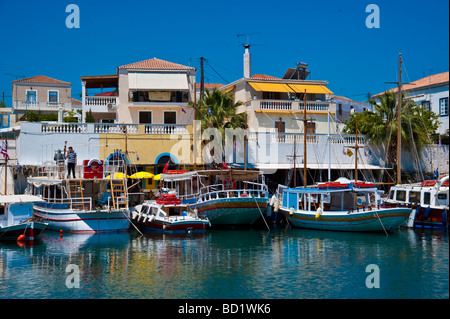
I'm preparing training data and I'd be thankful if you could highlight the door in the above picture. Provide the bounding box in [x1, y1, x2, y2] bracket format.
[275, 120, 285, 142]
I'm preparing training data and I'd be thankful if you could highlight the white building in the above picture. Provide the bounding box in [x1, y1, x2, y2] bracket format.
[374, 71, 449, 135]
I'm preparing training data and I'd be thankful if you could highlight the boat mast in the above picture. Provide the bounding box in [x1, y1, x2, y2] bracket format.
[303, 89, 307, 187]
[3, 140, 7, 195]
[397, 53, 402, 184]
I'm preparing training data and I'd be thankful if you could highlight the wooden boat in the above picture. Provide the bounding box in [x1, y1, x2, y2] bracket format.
[0, 195, 48, 241]
[131, 201, 209, 234]
[28, 159, 130, 233]
[277, 178, 411, 232]
[193, 169, 269, 227]
[384, 175, 449, 229]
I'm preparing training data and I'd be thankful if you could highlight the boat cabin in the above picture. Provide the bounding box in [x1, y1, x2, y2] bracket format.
[388, 185, 449, 209]
[26, 177, 128, 211]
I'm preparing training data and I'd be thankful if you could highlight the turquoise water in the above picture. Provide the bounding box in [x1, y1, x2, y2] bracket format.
[0, 227, 448, 299]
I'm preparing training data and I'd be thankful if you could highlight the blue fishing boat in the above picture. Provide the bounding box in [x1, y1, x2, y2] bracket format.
[277, 179, 411, 232]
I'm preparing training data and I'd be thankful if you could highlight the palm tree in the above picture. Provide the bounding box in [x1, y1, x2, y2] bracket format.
[191, 88, 246, 135]
[343, 91, 439, 171]
[189, 88, 246, 167]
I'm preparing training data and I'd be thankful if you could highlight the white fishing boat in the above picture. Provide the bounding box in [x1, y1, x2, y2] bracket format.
[0, 195, 48, 241]
[131, 200, 209, 234]
[28, 159, 130, 233]
[384, 175, 449, 228]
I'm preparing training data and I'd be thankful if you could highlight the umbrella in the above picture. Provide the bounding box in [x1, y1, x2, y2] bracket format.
[153, 174, 162, 181]
[105, 172, 129, 179]
[129, 171, 154, 179]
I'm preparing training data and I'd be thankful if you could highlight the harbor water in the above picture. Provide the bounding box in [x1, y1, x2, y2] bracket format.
[0, 227, 448, 299]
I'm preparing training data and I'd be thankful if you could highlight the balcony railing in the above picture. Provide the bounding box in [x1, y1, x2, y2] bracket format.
[84, 96, 118, 112]
[38, 123, 188, 135]
[145, 124, 188, 134]
[248, 99, 335, 113]
[14, 101, 72, 111]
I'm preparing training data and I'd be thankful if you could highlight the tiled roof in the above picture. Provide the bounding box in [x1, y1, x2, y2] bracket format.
[195, 83, 224, 89]
[374, 71, 449, 96]
[250, 74, 281, 80]
[118, 57, 195, 71]
[12, 75, 71, 85]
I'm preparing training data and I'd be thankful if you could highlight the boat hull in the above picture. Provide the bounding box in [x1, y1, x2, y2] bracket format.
[0, 221, 47, 241]
[138, 218, 209, 234]
[281, 207, 411, 232]
[33, 205, 130, 233]
[194, 197, 268, 226]
[413, 207, 449, 229]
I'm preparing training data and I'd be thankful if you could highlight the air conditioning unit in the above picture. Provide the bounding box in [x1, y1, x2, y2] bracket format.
[107, 103, 115, 109]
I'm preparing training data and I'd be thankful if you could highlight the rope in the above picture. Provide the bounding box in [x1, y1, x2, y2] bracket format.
[254, 196, 270, 231]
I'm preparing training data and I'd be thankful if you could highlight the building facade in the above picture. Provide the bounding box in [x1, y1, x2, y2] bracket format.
[374, 71, 449, 135]
[12, 75, 73, 119]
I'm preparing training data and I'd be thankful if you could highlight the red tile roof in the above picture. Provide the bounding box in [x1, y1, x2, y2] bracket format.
[118, 57, 195, 71]
[12, 75, 71, 85]
[250, 74, 281, 80]
[195, 83, 224, 89]
[374, 71, 449, 96]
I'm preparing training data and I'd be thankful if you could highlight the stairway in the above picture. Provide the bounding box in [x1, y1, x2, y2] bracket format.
[109, 178, 127, 210]
[66, 179, 88, 210]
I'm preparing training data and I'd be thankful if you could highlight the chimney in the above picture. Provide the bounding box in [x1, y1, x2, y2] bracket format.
[243, 44, 251, 78]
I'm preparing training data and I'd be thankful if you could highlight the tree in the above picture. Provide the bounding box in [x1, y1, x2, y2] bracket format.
[343, 91, 440, 169]
[0, 101, 6, 108]
[191, 88, 246, 135]
[85, 109, 95, 123]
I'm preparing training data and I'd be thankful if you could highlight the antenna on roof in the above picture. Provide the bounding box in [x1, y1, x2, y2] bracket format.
[236, 32, 262, 47]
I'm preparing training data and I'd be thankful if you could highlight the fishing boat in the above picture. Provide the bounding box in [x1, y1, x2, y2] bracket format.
[193, 169, 269, 227]
[277, 179, 411, 232]
[131, 200, 209, 234]
[28, 159, 130, 233]
[384, 175, 449, 228]
[0, 195, 48, 241]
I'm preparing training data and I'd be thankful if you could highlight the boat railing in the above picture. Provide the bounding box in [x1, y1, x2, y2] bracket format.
[198, 187, 268, 203]
[39, 195, 93, 211]
[200, 183, 225, 195]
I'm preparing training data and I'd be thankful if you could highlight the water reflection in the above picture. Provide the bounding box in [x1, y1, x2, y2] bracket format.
[0, 228, 448, 299]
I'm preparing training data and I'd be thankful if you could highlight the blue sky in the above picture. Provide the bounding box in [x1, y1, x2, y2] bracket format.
[0, 0, 448, 106]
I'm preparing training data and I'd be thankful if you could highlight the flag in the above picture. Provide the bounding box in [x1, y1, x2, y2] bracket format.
[222, 162, 228, 169]
[434, 168, 439, 179]
[181, 107, 186, 114]
[346, 148, 354, 157]
[136, 154, 140, 161]
[163, 161, 169, 173]
[1, 142, 9, 160]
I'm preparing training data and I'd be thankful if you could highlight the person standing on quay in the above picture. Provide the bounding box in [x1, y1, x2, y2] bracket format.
[66, 146, 77, 179]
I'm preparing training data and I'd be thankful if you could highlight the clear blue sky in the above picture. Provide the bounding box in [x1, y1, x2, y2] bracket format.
[0, 0, 448, 106]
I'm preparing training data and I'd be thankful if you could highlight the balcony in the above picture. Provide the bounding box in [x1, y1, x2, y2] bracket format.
[14, 101, 72, 112]
[84, 96, 118, 113]
[247, 99, 336, 114]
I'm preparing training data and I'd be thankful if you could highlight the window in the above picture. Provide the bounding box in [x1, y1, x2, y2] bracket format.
[338, 104, 343, 115]
[423, 192, 431, 205]
[396, 190, 406, 201]
[48, 91, 59, 103]
[26, 90, 37, 102]
[408, 191, 420, 203]
[439, 97, 448, 116]
[139, 111, 152, 124]
[422, 101, 431, 111]
[164, 111, 177, 124]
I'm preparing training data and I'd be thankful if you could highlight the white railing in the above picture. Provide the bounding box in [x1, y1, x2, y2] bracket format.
[260, 100, 292, 111]
[85, 96, 118, 106]
[198, 182, 268, 203]
[94, 124, 138, 134]
[41, 123, 87, 133]
[145, 124, 188, 134]
[249, 99, 333, 113]
[14, 101, 72, 111]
